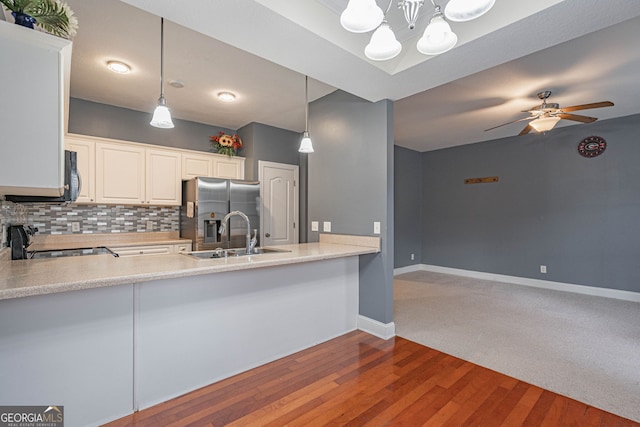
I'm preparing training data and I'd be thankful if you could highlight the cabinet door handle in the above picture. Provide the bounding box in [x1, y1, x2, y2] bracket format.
[265, 233, 270, 238]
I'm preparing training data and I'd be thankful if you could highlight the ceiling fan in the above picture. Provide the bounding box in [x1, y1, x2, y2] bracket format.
[485, 91, 614, 135]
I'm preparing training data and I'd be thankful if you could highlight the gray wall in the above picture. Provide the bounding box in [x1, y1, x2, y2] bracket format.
[236, 122, 300, 181]
[308, 90, 395, 324]
[394, 146, 422, 268]
[417, 113, 640, 293]
[69, 98, 235, 153]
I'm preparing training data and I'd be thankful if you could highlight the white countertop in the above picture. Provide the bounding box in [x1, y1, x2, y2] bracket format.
[0, 234, 380, 301]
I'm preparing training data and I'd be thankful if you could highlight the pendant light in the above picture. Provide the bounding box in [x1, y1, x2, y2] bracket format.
[150, 17, 174, 129]
[298, 76, 314, 153]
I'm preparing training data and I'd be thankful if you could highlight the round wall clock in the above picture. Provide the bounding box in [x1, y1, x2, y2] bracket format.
[578, 136, 606, 158]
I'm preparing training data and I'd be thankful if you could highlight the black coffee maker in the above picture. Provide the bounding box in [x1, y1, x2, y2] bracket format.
[8, 225, 38, 260]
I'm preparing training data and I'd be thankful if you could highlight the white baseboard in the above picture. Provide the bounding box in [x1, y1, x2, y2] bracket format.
[394, 264, 422, 276]
[398, 264, 640, 303]
[357, 315, 395, 340]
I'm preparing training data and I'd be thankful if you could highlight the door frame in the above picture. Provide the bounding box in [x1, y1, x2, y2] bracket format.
[258, 160, 300, 245]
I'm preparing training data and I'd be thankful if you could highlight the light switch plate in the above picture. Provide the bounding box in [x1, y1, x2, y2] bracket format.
[147, 221, 154, 231]
[311, 221, 318, 232]
[373, 221, 381, 235]
[323, 221, 331, 232]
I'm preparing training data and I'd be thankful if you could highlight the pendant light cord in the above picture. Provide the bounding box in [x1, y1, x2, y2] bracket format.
[305, 75, 309, 132]
[160, 17, 165, 99]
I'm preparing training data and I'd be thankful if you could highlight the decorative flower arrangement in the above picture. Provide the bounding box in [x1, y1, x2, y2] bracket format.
[210, 131, 243, 157]
[1, 0, 78, 39]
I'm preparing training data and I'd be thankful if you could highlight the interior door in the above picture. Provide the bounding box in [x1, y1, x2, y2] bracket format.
[259, 161, 299, 246]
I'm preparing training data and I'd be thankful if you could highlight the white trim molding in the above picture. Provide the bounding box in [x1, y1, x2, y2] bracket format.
[396, 264, 640, 303]
[357, 315, 395, 340]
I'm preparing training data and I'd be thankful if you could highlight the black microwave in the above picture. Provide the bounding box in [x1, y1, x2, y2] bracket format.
[5, 150, 80, 204]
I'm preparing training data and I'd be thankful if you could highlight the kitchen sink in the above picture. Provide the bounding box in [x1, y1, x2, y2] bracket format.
[183, 247, 291, 260]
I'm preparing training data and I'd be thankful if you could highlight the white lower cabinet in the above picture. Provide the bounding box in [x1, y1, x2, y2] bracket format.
[111, 243, 192, 257]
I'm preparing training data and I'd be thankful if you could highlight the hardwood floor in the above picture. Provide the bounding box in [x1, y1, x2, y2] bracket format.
[104, 331, 639, 426]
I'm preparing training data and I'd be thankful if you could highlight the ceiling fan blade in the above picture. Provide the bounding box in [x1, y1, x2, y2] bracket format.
[518, 124, 533, 135]
[484, 117, 532, 132]
[560, 101, 614, 112]
[558, 113, 597, 123]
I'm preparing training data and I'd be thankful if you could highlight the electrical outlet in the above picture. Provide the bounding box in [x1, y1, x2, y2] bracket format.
[146, 221, 154, 231]
[373, 221, 381, 235]
[411, 253, 415, 261]
[71, 222, 80, 232]
[311, 221, 319, 232]
[540, 265, 547, 274]
[323, 221, 331, 232]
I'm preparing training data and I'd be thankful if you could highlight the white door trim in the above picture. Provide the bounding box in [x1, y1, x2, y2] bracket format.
[258, 160, 300, 245]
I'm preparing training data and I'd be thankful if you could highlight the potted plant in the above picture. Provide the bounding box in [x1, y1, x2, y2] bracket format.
[1, 0, 78, 39]
[210, 132, 243, 157]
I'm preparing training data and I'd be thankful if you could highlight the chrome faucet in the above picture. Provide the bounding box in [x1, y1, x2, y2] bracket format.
[219, 211, 253, 254]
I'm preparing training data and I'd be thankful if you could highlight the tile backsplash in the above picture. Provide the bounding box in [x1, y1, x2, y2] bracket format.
[1, 201, 179, 246]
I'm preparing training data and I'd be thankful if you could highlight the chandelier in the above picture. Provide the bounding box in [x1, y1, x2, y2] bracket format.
[340, 0, 495, 61]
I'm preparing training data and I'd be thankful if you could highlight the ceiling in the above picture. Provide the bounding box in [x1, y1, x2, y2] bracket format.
[34, 0, 640, 151]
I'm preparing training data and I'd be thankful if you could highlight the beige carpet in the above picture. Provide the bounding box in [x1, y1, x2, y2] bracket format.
[394, 270, 640, 422]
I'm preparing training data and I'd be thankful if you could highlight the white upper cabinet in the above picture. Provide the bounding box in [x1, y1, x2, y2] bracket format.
[64, 134, 244, 205]
[95, 142, 146, 205]
[146, 149, 181, 205]
[213, 156, 245, 180]
[0, 21, 71, 197]
[65, 135, 96, 203]
[183, 152, 245, 180]
[182, 153, 213, 180]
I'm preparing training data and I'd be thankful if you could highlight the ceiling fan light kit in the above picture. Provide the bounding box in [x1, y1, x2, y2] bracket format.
[529, 116, 560, 132]
[340, 0, 494, 60]
[485, 91, 614, 136]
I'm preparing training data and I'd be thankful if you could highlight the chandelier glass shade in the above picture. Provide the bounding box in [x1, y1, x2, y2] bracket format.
[340, 0, 384, 33]
[417, 8, 458, 55]
[444, 0, 495, 22]
[340, 0, 495, 60]
[365, 21, 402, 61]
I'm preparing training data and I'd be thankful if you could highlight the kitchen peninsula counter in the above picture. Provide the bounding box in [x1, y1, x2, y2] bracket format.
[0, 234, 380, 300]
[0, 233, 380, 426]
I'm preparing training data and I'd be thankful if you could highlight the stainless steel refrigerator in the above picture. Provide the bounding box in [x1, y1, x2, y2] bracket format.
[181, 177, 260, 251]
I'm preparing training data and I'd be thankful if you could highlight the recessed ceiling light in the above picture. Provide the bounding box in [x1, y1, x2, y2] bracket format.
[169, 80, 185, 89]
[217, 92, 237, 102]
[106, 60, 131, 74]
